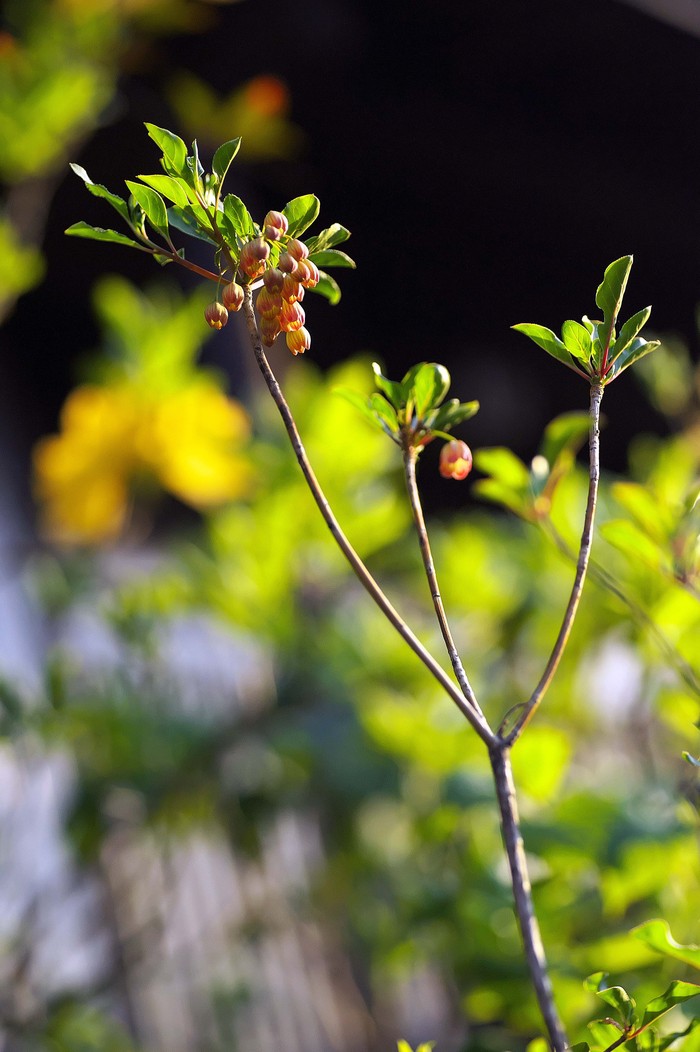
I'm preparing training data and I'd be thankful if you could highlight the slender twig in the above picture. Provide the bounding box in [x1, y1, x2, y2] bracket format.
[489, 747, 569, 1052]
[504, 381, 604, 746]
[402, 444, 486, 720]
[241, 288, 496, 746]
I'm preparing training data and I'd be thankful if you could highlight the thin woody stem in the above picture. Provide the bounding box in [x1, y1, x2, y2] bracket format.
[241, 288, 495, 747]
[402, 444, 486, 721]
[504, 381, 604, 746]
[489, 747, 569, 1052]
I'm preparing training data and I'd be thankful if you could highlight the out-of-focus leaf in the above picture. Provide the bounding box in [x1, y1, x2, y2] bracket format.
[638, 981, 700, 1032]
[632, 920, 700, 970]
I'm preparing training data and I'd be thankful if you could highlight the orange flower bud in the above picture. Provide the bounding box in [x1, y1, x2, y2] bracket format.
[260, 315, 281, 347]
[256, 287, 282, 319]
[221, 281, 244, 312]
[439, 440, 473, 480]
[280, 300, 305, 332]
[263, 210, 289, 241]
[262, 267, 285, 294]
[204, 301, 229, 330]
[296, 259, 320, 288]
[282, 274, 302, 303]
[239, 237, 270, 279]
[286, 327, 311, 355]
[278, 252, 297, 274]
[287, 238, 309, 261]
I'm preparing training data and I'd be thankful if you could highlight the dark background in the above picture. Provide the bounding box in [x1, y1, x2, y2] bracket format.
[6, 0, 700, 511]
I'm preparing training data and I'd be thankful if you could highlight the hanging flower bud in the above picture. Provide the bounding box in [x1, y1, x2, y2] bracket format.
[282, 274, 303, 303]
[295, 259, 320, 288]
[262, 267, 285, 294]
[204, 301, 229, 330]
[286, 326, 311, 356]
[280, 300, 305, 332]
[286, 238, 309, 261]
[278, 251, 297, 274]
[263, 210, 289, 241]
[256, 286, 282, 319]
[439, 440, 473, 480]
[260, 315, 281, 347]
[221, 281, 244, 312]
[239, 236, 270, 279]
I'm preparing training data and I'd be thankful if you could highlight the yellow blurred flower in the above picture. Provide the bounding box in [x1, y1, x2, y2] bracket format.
[34, 380, 253, 545]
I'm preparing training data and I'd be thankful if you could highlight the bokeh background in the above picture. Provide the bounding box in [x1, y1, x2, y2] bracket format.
[0, 1, 699, 1051]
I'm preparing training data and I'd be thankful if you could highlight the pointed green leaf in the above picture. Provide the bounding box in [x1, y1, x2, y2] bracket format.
[372, 363, 404, 407]
[638, 981, 700, 1032]
[561, 319, 593, 363]
[429, 398, 480, 431]
[308, 248, 356, 269]
[310, 270, 341, 305]
[474, 447, 530, 488]
[185, 140, 205, 192]
[645, 1018, 700, 1052]
[410, 363, 451, 416]
[125, 182, 170, 240]
[334, 387, 392, 435]
[283, 194, 320, 237]
[595, 255, 633, 358]
[65, 222, 148, 250]
[166, 208, 217, 245]
[69, 164, 130, 224]
[609, 338, 661, 380]
[541, 412, 590, 468]
[584, 972, 635, 1022]
[145, 123, 188, 176]
[212, 137, 242, 184]
[368, 392, 399, 432]
[632, 920, 700, 970]
[137, 174, 190, 209]
[223, 194, 255, 240]
[305, 223, 351, 252]
[609, 305, 652, 362]
[512, 323, 581, 372]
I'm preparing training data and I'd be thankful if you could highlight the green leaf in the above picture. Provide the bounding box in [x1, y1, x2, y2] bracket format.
[601, 519, 671, 574]
[643, 1018, 700, 1052]
[429, 399, 480, 432]
[584, 972, 636, 1023]
[168, 205, 217, 244]
[638, 980, 700, 1032]
[305, 223, 351, 252]
[609, 305, 652, 362]
[283, 194, 320, 238]
[137, 174, 190, 209]
[512, 323, 581, 372]
[595, 255, 633, 355]
[472, 478, 530, 518]
[185, 140, 205, 192]
[145, 123, 188, 177]
[308, 248, 356, 269]
[410, 363, 451, 417]
[334, 387, 392, 436]
[561, 319, 593, 364]
[69, 164, 130, 224]
[125, 182, 170, 241]
[540, 412, 590, 468]
[474, 447, 530, 489]
[310, 270, 341, 305]
[223, 194, 255, 240]
[632, 920, 700, 970]
[372, 363, 404, 407]
[368, 392, 399, 432]
[212, 137, 242, 184]
[64, 222, 148, 250]
[609, 338, 662, 380]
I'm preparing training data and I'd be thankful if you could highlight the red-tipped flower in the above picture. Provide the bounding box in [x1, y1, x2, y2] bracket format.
[239, 236, 270, 279]
[439, 440, 473, 480]
[204, 301, 229, 330]
[282, 274, 303, 303]
[260, 315, 281, 347]
[280, 300, 305, 332]
[287, 238, 309, 261]
[262, 267, 285, 294]
[221, 281, 244, 312]
[263, 210, 289, 241]
[278, 251, 297, 274]
[296, 258, 320, 288]
[256, 287, 282, 319]
[286, 326, 311, 355]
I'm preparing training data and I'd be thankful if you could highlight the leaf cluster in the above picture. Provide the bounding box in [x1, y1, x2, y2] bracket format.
[513, 257, 661, 384]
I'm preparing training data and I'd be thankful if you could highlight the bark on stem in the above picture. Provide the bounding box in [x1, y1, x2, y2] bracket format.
[505, 381, 603, 746]
[402, 446, 485, 720]
[241, 288, 495, 746]
[489, 746, 569, 1052]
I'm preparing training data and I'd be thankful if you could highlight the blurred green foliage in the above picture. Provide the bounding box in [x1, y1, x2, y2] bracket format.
[6, 273, 699, 1049]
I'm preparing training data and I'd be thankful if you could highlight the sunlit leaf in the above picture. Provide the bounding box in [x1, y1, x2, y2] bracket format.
[212, 137, 242, 184]
[632, 919, 700, 970]
[512, 323, 581, 372]
[223, 194, 256, 239]
[69, 164, 130, 224]
[308, 248, 356, 269]
[64, 222, 148, 250]
[638, 980, 700, 1032]
[137, 174, 190, 209]
[145, 123, 188, 177]
[561, 319, 593, 364]
[310, 270, 341, 305]
[125, 182, 170, 241]
[283, 193, 320, 237]
[305, 223, 351, 252]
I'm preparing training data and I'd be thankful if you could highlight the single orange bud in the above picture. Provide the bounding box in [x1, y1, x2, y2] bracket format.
[286, 326, 311, 356]
[280, 300, 305, 332]
[282, 274, 303, 303]
[287, 238, 309, 261]
[262, 267, 285, 294]
[296, 259, 320, 288]
[439, 440, 473, 480]
[260, 315, 281, 346]
[278, 251, 297, 274]
[263, 210, 289, 241]
[204, 301, 229, 330]
[239, 237, 270, 279]
[256, 287, 282, 319]
[221, 281, 244, 312]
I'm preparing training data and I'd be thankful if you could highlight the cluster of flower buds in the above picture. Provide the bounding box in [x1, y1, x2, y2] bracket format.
[204, 210, 320, 355]
[439, 440, 473, 480]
